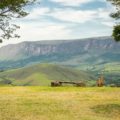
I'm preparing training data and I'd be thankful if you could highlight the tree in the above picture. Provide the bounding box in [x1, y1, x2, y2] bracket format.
[0, 0, 36, 42]
[107, 0, 120, 41]
[112, 25, 120, 41]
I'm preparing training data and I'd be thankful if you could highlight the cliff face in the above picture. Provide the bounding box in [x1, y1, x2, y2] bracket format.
[0, 36, 120, 69]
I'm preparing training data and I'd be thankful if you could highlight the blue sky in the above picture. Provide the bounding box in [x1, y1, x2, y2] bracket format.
[1, 0, 115, 46]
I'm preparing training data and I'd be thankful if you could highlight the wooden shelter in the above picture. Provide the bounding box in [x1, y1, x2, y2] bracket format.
[51, 81, 86, 87]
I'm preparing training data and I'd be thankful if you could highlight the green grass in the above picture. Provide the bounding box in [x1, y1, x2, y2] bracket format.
[12, 73, 51, 86]
[0, 64, 96, 86]
[0, 87, 119, 120]
[104, 62, 120, 72]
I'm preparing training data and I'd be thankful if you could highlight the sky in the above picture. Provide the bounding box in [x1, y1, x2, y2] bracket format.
[0, 0, 115, 46]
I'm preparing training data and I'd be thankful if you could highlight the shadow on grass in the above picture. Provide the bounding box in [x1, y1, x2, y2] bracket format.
[91, 104, 120, 116]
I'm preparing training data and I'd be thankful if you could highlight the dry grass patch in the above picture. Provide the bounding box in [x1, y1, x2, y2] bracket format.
[0, 87, 119, 120]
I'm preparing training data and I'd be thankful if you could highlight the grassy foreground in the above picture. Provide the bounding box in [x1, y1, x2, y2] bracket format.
[0, 87, 119, 120]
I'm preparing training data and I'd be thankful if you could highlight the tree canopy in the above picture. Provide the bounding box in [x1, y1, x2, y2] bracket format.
[107, 0, 120, 41]
[0, 0, 36, 42]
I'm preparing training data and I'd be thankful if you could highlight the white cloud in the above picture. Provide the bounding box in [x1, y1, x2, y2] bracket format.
[48, 8, 113, 24]
[49, 8, 97, 23]
[50, 0, 106, 6]
[101, 21, 115, 27]
[25, 7, 50, 20]
[0, 0, 114, 47]
[97, 8, 115, 27]
[98, 8, 112, 20]
[23, 6, 113, 24]
[18, 22, 72, 40]
[50, 0, 95, 6]
[0, 21, 75, 47]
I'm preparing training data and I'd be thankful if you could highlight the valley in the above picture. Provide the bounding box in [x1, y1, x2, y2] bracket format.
[0, 36, 120, 86]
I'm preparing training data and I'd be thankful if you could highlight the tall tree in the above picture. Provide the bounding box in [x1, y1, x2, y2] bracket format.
[107, 0, 120, 41]
[0, 0, 36, 43]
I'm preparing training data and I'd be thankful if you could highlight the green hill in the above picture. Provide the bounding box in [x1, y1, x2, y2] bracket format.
[0, 64, 96, 86]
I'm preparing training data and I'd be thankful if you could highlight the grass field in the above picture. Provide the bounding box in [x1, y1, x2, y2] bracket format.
[0, 87, 119, 120]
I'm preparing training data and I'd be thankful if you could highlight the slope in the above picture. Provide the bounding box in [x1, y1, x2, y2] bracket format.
[0, 64, 96, 86]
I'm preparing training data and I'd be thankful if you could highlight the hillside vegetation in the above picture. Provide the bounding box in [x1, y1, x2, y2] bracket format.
[0, 87, 119, 120]
[0, 64, 96, 86]
[91, 62, 120, 85]
[0, 37, 120, 85]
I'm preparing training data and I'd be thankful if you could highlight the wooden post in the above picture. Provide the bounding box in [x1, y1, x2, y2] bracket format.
[97, 75, 104, 87]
